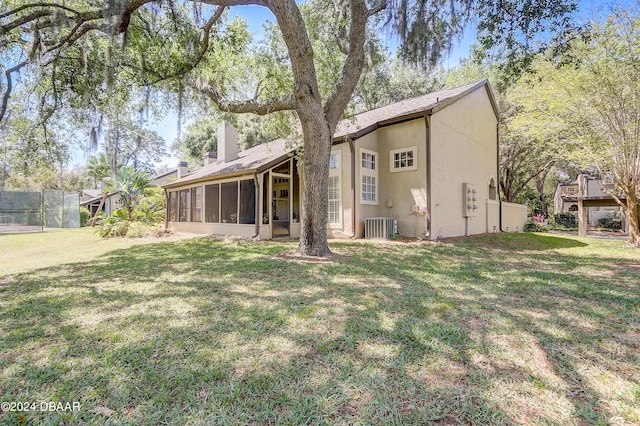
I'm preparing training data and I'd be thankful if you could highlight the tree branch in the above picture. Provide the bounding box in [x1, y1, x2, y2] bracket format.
[0, 3, 81, 20]
[189, 77, 295, 114]
[0, 28, 40, 123]
[324, 0, 368, 131]
[131, 6, 225, 86]
[0, 62, 26, 123]
[368, 0, 387, 17]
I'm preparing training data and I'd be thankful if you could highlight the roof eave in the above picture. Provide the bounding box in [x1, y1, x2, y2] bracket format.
[430, 79, 499, 119]
[331, 79, 497, 143]
[162, 152, 295, 189]
[162, 170, 258, 189]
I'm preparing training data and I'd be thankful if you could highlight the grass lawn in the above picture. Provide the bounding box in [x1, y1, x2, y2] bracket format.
[1, 230, 639, 425]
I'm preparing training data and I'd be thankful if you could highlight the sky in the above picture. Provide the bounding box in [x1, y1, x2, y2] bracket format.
[73, 0, 614, 171]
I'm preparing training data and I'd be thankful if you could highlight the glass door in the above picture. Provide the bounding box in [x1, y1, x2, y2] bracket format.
[272, 174, 290, 237]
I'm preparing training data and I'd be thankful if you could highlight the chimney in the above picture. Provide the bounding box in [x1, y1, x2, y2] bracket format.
[177, 161, 188, 179]
[204, 151, 217, 166]
[217, 122, 238, 164]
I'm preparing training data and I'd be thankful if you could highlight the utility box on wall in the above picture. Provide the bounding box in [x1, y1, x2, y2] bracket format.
[463, 183, 478, 218]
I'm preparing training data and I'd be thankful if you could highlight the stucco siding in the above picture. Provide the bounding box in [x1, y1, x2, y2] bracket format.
[169, 222, 256, 237]
[501, 202, 527, 232]
[430, 87, 498, 238]
[376, 119, 428, 237]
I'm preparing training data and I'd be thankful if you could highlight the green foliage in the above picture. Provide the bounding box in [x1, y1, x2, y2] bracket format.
[523, 220, 549, 232]
[95, 209, 131, 238]
[515, 186, 552, 217]
[513, 4, 640, 245]
[597, 212, 623, 231]
[105, 166, 151, 221]
[554, 212, 578, 228]
[79, 207, 91, 226]
[132, 196, 165, 225]
[96, 175, 163, 237]
[125, 222, 162, 238]
[84, 154, 111, 189]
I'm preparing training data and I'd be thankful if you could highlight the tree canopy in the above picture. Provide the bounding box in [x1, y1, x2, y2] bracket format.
[509, 3, 640, 245]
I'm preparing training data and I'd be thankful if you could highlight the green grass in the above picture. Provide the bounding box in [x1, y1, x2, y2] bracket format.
[1, 231, 639, 425]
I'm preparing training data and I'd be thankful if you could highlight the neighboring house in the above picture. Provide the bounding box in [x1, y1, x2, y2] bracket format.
[162, 80, 527, 240]
[80, 191, 123, 218]
[80, 169, 178, 218]
[151, 168, 179, 187]
[553, 171, 627, 234]
[79, 189, 102, 203]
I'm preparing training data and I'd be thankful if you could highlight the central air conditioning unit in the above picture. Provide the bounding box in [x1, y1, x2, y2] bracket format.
[365, 217, 396, 239]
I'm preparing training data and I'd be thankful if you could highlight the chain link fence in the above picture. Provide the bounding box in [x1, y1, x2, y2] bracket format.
[0, 188, 80, 233]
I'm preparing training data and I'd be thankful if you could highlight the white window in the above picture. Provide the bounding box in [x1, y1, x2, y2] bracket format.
[362, 176, 376, 202]
[328, 150, 341, 225]
[360, 148, 378, 205]
[362, 151, 376, 170]
[328, 176, 340, 225]
[390, 146, 417, 172]
[329, 152, 340, 169]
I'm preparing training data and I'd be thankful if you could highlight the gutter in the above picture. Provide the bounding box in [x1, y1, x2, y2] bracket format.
[162, 170, 257, 190]
[497, 121, 503, 232]
[425, 113, 432, 239]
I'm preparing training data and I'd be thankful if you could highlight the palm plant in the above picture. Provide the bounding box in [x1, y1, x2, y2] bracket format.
[84, 154, 111, 189]
[105, 166, 150, 221]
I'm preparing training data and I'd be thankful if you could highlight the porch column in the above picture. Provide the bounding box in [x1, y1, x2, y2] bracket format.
[578, 199, 587, 237]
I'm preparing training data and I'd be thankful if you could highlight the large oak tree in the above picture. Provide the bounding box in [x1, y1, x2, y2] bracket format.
[1, 0, 576, 255]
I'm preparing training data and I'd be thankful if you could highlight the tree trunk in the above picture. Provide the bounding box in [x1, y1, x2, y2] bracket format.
[297, 103, 332, 256]
[625, 190, 640, 247]
[534, 167, 551, 218]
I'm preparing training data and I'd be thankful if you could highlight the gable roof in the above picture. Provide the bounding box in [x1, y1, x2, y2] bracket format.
[164, 80, 496, 189]
[80, 191, 119, 206]
[82, 189, 102, 198]
[333, 79, 496, 141]
[164, 138, 296, 188]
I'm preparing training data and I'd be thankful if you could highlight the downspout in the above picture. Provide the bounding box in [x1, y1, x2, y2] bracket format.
[164, 188, 169, 231]
[497, 122, 503, 232]
[253, 172, 260, 238]
[349, 138, 357, 238]
[425, 113, 432, 239]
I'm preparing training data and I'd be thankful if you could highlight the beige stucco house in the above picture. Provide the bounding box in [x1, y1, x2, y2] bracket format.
[163, 79, 527, 240]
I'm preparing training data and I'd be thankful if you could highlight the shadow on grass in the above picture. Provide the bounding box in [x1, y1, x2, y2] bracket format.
[0, 234, 638, 425]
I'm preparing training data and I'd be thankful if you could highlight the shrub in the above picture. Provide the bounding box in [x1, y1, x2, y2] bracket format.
[95, 208, 130, 238]
[597, 212, 622, 230]
[554, 212, 578, 228]
[524, 220, 549, 232]
[125, 222, 162, 238]
[79, 207, 91, 226]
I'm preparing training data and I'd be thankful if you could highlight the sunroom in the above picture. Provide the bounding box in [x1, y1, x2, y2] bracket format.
[163, 129, 302, 240]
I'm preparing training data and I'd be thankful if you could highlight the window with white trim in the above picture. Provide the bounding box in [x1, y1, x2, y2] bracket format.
[362, 151, 376, 170]
[362, 175, 376, 202]
[327, 150, 341, 225]
[329, 152, 340, 170]
[360, 148, 378, 204]
[328, 176, 340, 225]
[390, 146, 417, 172]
